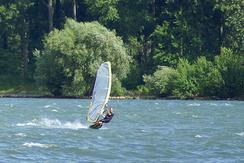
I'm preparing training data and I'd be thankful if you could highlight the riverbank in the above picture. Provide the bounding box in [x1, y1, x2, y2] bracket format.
[1, 80, 243, 100]
[0, 93, 243, 101]
[0, 83, 243, 100]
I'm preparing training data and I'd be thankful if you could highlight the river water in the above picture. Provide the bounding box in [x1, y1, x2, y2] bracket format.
[0, 98, 243, 162]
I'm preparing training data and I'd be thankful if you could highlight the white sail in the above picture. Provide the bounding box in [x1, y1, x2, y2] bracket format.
[86, 62, 112, 123]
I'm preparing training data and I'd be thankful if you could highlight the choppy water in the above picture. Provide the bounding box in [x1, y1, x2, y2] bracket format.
[0, 98, 243, 162]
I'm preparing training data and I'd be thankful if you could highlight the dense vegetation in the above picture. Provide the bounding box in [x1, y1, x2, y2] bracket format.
[0, 0, 243, 99]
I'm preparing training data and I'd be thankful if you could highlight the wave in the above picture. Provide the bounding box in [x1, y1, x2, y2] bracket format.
[16, 118, 88, 130]
[44, 104, 60, 109]
[23, 142, 56, 148]
[235, 132, 244, 137]
[187, 103, 201, 107]
[224, 103, 234, 106]
[192, 115, 198, 118]
[0, 103, 15, 108]
[15, 133, 27, 137]
[44, 105, 52, 108]
[195, 135, 202, 138]
[173, 112, 181, 115]
[16, 122, 37, 127]
[209, 103, 218, 106]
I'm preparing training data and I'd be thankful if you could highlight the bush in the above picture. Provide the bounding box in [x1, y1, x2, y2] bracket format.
[35, 19, 129, 96]
[0, 49, 21, 77]
[193, 57, 223, 96]
[111, 76, 126, 96]
[134, 85, 149, 96]
[173, 57, 224, 98]
[215, 48, 244, 97]
[173, 59, 198, 98]
[144, 66, 177, 96]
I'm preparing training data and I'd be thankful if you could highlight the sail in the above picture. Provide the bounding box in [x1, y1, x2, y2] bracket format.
[86, 62, 112, 123]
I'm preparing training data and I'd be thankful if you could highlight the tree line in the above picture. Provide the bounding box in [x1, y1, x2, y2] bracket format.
[0, 0, 243, 98]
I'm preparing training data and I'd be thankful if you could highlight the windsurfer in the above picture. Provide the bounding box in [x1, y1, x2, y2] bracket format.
[100, 107, 114, 123]
[89, 107, 114, 129]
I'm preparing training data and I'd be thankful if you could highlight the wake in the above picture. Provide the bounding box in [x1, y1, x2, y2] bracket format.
[16, 118, 88, 130]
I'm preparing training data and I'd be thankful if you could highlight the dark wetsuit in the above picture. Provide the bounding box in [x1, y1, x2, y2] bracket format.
[89, 113, 114, 129]
[100, 113, 114, 123]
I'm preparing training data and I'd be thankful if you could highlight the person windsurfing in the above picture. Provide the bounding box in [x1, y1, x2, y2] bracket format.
[89, 107, 114, 129]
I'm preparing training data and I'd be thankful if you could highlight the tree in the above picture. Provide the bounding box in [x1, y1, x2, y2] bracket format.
[72, 0, 77, 20]
[115, 0, 158, 86]
[0, 0, 35, 80]
[53, 0, 65, 29]
[35, 19, 129, 96]
[144, 66, 177, 96]
[214, 0, 244, 54]
[172, 59, 198, 98]
[84, 0, 119, 25]
[215, 48, 244, 97]
[193, 56, 223, 96]
[41, 0, 54, 32]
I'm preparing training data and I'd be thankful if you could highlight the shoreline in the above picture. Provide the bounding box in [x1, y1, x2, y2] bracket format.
[0, 94, 243, 101]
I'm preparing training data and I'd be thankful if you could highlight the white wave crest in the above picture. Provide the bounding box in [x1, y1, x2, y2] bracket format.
[174, 112, 181, 115]
[23, 142, 55, 148]
[225, 103, 234, 106]
[187, 103, 201, 107]
[209, 103, 218, 106]
[195, 135, 202, 138]
[15, 133, 27, 137]
[16, 122, 38, 127]
[77, 105, 83, 108]
[44, 105, 52, 108]
[235, 132, 244, 137]
[44, 104, 60, 110]
[16, 118, 88, 130]
[192, 115, 198, 118]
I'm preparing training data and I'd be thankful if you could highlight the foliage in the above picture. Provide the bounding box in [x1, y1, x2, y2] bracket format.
[111, 76, 126, 96]
[122, 36, 144, 89]
[215, 0, 244, 54]
[215, 48, 244, 97]
[84, 0, 119, 25]
[0, 0, 243, 98]
[35, 19, 129, 96]
[0, 49, 21, 76]
[173, 57, 225, 98]
[151, 22, 181, 67]
[134, 85, 149, 96]
[172, 59, 198, 98]
[193, 57, 223, 96]
[144, 66, 177, 96]
[172, 53, 244, 99]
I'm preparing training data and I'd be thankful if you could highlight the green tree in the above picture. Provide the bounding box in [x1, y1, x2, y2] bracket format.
[115, 0, 158, 85]
[0, 0, 35, 80]
[84, 0, 119, 25]
[151, 0, 222, 68]
[194, 56, 223, 96]
[173, 59, 198, 98]
[215, 48, 244, 97]
[35, 19, 129, 96]
[214, 0, 244, 54]
[173, 57, 224, 98]
[144, 66, 177, 96]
